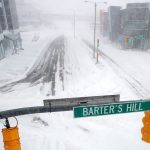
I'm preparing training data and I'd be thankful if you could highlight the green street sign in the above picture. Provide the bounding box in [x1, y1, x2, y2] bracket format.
[73, 99, 150, 118]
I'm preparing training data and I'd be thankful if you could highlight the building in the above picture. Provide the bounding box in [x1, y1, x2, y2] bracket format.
[0, 0, 21, 60]
[0, 0, 5, 59]
[0, 0, 19, 30]
[100, 10, 109, 37]
[4, 0, 19, 30]
[121, 3, 150, 49]
[99, 3, 150, 50]
[108, 6, 121, 42]
[0, 0, 6, 31]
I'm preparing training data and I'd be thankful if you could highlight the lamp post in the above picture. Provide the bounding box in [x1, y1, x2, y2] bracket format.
[73, 10, 76, 39]
[84, 1, 107, 59]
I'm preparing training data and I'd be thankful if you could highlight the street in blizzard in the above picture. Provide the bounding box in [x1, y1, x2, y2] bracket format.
[0, 0, 150, 150]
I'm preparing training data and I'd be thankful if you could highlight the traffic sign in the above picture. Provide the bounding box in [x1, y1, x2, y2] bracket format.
[74, 99, 150, 118]
[0, 95, 119, 119]
[44, 95, 120, 111]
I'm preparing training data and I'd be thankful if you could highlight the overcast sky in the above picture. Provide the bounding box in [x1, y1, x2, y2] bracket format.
[25, 0, 150, 15]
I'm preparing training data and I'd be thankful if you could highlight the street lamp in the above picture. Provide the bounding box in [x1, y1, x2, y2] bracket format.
[84, 1, 107, 59]
[73, 10, 76, 39]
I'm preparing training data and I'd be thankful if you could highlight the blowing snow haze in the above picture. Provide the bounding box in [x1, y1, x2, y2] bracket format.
[25, 0, 94, 15]
[1, 0, 150, 149]
[25, 0, 150, 14]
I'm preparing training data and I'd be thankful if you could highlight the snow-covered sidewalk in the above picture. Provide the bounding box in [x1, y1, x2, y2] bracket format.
[0, 31, 47, 85]
[99, 40, 150, 99]
[0, 27, 56, 87]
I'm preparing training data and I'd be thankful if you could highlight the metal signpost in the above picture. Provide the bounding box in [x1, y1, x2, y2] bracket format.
[84, 1, 107, 58]
[43, 94, 119, 111]
[1, 95, 150, 146]
[96, 39, 99, 63]
[74, 99, 150, 118]
[0, 95, 119, 119]
[0, 95, 119, 150]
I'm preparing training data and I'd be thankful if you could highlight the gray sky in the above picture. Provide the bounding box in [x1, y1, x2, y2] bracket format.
[26, 0, 96, 15]
[25, 0, 150, 15]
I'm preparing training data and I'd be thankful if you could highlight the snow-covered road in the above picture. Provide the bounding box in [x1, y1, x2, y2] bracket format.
[0, 35, 65, 96]
[0, 32, 150, 150]
[83, 39, 150, 100]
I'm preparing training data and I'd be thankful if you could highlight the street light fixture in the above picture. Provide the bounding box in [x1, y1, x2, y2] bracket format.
[84, 1, 107, 59]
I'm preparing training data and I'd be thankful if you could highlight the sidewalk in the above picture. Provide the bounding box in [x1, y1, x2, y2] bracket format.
[0, 27, 52, 87]
[100, 40, 150, 94]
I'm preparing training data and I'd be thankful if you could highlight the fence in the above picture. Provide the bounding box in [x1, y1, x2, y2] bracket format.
[0, 32, 23, 61]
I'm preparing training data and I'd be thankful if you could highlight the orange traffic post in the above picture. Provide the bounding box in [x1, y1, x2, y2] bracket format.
[2, 127, 21, 150]
[124, 36, 129, 44]
[141, 112, 150, 143]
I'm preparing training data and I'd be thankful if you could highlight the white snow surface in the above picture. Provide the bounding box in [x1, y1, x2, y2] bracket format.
[0, 26, 150, 150]
[0, 27, 53, 86]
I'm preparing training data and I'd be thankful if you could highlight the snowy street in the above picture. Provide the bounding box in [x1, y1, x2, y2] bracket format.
[1, 0, 150, 150]
[0, 35, 65, 96]
[0, 28, 150, 149]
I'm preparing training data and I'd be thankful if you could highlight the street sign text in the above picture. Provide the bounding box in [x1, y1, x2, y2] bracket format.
[74, 100, 150, 118]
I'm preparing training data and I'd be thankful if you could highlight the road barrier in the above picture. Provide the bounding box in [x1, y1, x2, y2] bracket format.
[2, 127, 21, 150]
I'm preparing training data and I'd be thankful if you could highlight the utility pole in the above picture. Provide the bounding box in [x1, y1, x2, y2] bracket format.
[84, 1, 107, 59]
[93, 2, 97, 58]
[73, 11, 76, 39]
[96, 39, 99, 63]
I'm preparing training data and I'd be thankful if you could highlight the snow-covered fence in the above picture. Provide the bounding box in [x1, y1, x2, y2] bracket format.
[0, 34, 5, 60]
[0, 31, 23, 61]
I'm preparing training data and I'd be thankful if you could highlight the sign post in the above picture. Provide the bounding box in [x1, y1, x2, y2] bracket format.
[1, 96, 150, 144]
[0, 95, 119, 119]
[96, 39, 99, 63]
[74, 99, 150, 118]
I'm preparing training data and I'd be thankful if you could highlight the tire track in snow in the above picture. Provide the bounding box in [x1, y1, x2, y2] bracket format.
[0, 36, 65, 96]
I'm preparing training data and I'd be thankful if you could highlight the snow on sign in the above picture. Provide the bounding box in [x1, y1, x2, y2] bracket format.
[74, 99, 150, 118]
